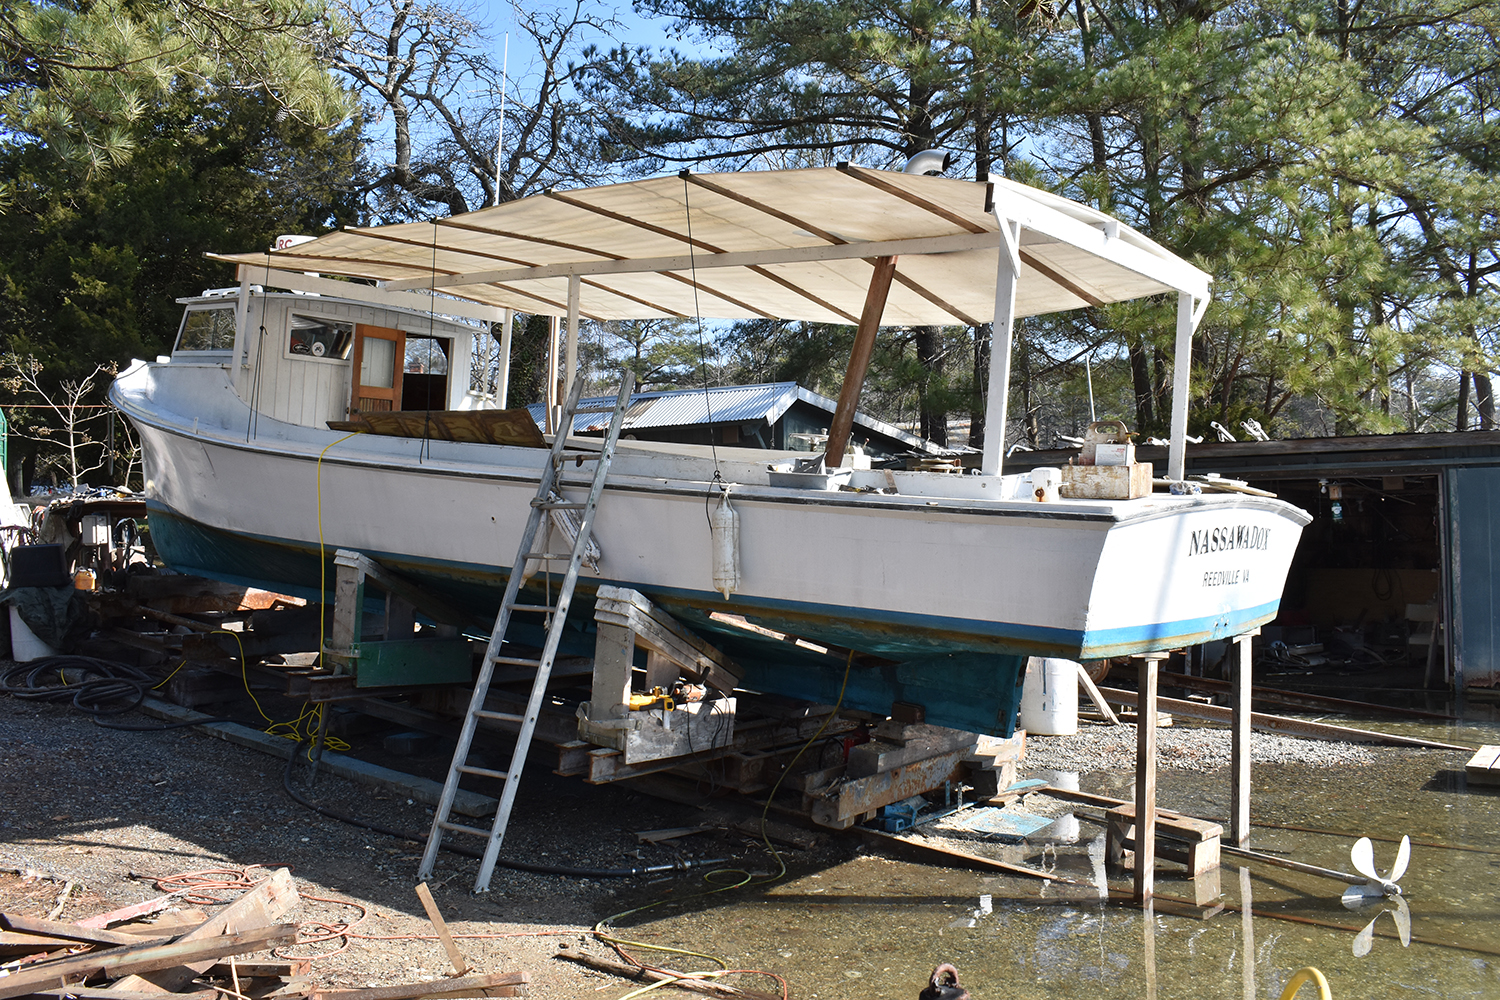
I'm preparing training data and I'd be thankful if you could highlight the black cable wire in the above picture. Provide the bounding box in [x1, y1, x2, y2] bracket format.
[280, 745, 729, 879]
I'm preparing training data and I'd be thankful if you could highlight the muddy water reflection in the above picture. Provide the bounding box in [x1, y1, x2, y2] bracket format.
[618, 746, 1500, 999]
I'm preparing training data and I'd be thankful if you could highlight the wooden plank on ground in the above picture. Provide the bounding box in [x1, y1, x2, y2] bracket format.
[0, 914, 169, 949]
[23, 988, 218, 1000]
[111, 869, 299, 993]
[412, 884, 468, 976]
[1466, 745, 1500, 786]
[75, 896, 185, 931]
[855, 827, 1067, 881]
[312, 972, 528, 1000]
[0, 930, 76, 952]
[0, 926, 296, 1000]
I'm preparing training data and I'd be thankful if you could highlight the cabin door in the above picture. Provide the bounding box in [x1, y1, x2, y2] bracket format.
[349, 324, 405, 415]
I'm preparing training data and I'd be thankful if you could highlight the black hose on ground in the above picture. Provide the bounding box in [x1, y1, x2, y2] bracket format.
[0, 655, 234, 730]
[281, 743, 730, 879]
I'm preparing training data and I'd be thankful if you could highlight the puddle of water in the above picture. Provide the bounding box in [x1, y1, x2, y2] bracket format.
[603, 717, 1500, 999]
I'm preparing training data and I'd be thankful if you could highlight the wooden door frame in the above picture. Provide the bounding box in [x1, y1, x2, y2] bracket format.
[349, 324, 405, 415]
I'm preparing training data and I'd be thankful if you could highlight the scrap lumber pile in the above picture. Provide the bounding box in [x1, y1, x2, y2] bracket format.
[0, 868, 301, 1000]
[0, 873, 530, 1000]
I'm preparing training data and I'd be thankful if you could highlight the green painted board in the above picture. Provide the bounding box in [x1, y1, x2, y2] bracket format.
[353, 637, 473, 687]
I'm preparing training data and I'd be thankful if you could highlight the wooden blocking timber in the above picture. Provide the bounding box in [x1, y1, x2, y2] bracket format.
[165, 666, 240, 709]
[1105, 804, 1223, 877]
[1466, 745, 1500, 786]
[848, 724, 978, 778]
[805, 745, 971, 829]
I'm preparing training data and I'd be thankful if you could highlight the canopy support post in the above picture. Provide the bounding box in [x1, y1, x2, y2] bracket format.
[564, 273, 581, 408]
[1167, 291, 1205, 482]
[824, 255, 898, 470]
[981, 219, 1021, 476]
[495, 308, 514, 409]
[544, 315, 560, 433]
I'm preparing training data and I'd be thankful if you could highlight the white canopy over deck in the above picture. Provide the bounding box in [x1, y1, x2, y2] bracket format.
[214, 164, 1211, 478]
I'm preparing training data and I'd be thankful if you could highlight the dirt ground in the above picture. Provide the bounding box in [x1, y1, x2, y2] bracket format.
[0, 688, 849, 999]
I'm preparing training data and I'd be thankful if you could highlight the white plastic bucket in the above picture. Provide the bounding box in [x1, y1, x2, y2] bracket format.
[1019, 656, 1079, 736]
[9, 605, 57, 661]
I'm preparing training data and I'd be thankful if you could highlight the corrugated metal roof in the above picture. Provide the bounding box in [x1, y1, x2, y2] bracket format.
[525, 382, 937, 451]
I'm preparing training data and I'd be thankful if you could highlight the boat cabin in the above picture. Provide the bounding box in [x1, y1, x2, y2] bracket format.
[173, 289, 485, 426]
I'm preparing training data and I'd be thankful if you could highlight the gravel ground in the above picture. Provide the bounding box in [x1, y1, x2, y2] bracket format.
[1017, 719, 1397, 772]
[0, 689, 848, 999]
[0, 671, 1446, 999]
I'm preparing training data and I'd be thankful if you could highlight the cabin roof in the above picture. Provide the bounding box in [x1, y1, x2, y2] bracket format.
[210, 166, 1211, 327]
[526, 381, 940, 452]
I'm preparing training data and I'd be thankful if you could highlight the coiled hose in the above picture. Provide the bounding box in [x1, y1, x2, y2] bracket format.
[0, 655, 230, 730]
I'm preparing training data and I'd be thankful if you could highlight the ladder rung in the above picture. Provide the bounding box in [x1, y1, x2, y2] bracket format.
[511, 603, 558, 613]
[474, 708, 525, 722]
[524, 552, 576, 561]
[457, 764, 510, 780]
[491, 655, 542, 667]
[438, 820, 492, 838]
[534, 499, 588, 510]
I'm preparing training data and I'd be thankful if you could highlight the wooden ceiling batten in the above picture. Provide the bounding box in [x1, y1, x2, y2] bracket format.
[836, 164, 991, 235]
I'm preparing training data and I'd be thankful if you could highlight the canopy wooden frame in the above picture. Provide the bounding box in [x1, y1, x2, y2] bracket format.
[219, 164, 1211, 477]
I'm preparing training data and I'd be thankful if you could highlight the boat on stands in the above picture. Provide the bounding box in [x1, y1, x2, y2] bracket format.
[110, 159, 1310, 735]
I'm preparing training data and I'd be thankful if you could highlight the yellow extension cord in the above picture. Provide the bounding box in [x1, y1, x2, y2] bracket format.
[1279, 967, 1332, 1000]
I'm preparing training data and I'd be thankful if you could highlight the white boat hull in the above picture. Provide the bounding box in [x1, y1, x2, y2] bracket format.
[116, 361, 1310, 666]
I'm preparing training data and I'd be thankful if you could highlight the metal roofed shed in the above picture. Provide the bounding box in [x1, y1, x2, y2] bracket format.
[524, 382, 943, 460]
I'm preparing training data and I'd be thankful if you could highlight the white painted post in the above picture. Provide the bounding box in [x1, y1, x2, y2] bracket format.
[1167, 291, 1194, 482]
[564, 273, 581, 407]
[495, 308, 514, 408]
[1231, 629, 1258, 846]
[544, 315, 560, 433]
[232, 267, 253, 398]
[981, 219, 1021, 476]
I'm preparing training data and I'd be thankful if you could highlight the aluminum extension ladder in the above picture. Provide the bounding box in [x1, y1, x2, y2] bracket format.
[418, 371, 635, 891]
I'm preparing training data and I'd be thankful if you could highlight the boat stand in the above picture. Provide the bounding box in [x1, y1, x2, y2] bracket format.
[578, 585, 742, 763]
[1129, 630, 1258, 903]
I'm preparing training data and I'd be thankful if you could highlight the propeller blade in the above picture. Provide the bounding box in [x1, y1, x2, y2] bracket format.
[1389, 835, 1411, 883]
[1392, 895, 1412, 946]
[1342, 884, 1382, 908]
[1353, 916, 1376, 958]
[1351, 836, 1379, 880]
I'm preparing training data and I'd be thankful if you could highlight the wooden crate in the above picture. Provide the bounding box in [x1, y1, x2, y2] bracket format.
[1061, 462, 1153, 500]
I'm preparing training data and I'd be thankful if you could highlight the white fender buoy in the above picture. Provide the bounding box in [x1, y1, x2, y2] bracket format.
[711, 486, 740, 599]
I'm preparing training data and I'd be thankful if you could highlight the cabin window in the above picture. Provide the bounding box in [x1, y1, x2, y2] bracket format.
[175, 307, 237, 352]
[287, 315, 353, 361]
[401, 335, 451, 410]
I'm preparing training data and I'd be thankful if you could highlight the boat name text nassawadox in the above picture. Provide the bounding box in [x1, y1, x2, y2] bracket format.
[1189, 525, 1272, 556]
